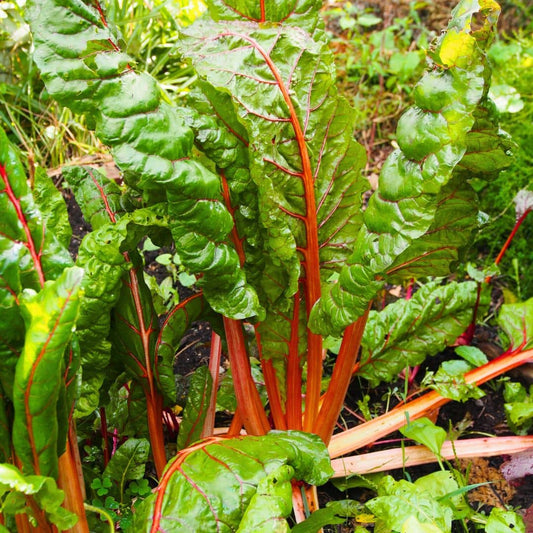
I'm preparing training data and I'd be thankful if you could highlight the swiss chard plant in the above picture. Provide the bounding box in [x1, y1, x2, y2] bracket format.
[0, 0, 532, 530]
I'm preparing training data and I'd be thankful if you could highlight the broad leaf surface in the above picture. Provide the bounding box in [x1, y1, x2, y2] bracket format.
[27, 0, 262, 321]
[358, 281, 486, 386]
[180, 0, 366, 399]
[133, 431, 332, 531]
[12, 267, 83, 477]
[311, 0, 503, 335]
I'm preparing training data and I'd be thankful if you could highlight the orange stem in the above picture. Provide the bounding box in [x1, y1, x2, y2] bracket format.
[57, 436, 89, 533]
[314, 309, 369, 443]
[145, 391, 167, 478]
[223, 317, 270, 435]
[329, 347, 533, 458]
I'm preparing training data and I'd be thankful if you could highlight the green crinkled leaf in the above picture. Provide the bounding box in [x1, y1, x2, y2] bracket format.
[73, 224, 129, 417]
[12, 267, 83, 478]
[105, 377, 149, 439]
[310, 0, 502, 335]
[357, 281, 486, 386]
[27, 0, 262, 322]
[421, 360, 485, 402]
[384, 179, 480, 280]
[62, 165, 128, 230]
[73, 201, 171, 417]
[367, 474, 454, 533]
[496, 297, 533, 353]
[0, 463, 78, 530]
[132, 431, 333, 531]
[177, 366, 212, 450]
[180, 3, 366, 394]
[103, 438, 150, 500]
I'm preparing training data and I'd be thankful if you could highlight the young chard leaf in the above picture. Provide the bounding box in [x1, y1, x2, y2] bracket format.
[0, 463, 78, 530]
[103, 438, 150, 502]
[132, 431, 332, 531]
[366, 474, 455, 532]
[399, 417, 447, 457]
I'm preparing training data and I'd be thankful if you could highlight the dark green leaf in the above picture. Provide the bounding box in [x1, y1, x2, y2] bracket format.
[103, 438, 150, 501]
[292, 500, 363, 533]
[311, 0, 503, 335]
[32, 167, 71, 251]
[177, 366, 212, 450]
[357, 281, 485, 386]
[27, 0, 262, 321]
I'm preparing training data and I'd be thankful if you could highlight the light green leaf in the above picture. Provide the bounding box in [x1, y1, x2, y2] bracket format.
[12, 267, 83, 477]
[400, 418, 447, 457]
[485, 508, 525, 533]
[132, 431, 332, 531]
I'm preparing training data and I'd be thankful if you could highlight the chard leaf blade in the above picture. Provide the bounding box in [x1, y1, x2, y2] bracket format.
[177, 366, 213, 450]
[27, 0, 262, 321]
[132, 431, 332, 531]
[12, 266, 83, 477]
[497, 297, 533, 353]
[358, 281, 487, 386]
[311, 0, 504, 335]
